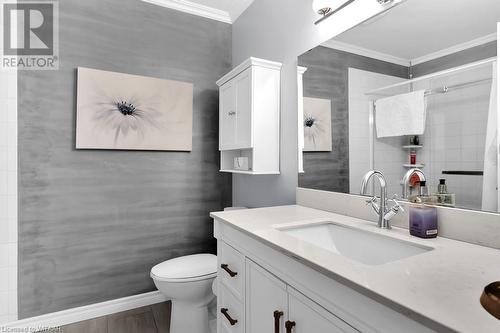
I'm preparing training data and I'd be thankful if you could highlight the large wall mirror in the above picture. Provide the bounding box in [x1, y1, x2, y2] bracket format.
[298, 0, 500, 213]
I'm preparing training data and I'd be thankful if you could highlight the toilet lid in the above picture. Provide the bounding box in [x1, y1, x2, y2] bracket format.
[151, 254, 217, 280]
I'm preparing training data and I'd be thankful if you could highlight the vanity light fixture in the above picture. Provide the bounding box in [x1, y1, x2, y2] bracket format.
[377, 0, 401, 4]
[312, 0, 356, 24]
[314, 0, 403, 25]
[312, 0, 351, 16]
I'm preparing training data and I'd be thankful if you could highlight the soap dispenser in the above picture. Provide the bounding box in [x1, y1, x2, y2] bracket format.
[409, 181, 438, 239]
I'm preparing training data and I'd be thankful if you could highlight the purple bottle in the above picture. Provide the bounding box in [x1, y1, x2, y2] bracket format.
[409, 206, 438, 238]
[409, 181, 438, 239]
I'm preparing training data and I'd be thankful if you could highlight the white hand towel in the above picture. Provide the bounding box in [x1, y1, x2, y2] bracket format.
[375, 90, 426, 138]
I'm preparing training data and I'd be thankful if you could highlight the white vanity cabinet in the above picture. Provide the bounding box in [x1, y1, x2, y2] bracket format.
[287, 288, 359, 333]
[245, 259, 357, 333]
[216, 58, 281, 175]
[245, 260, 288, 333]
[217, 240, 358, 333]
[214, 219, 438, 333]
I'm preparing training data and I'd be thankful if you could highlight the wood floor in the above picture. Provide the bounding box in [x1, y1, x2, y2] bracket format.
[56, 302, 171, 333]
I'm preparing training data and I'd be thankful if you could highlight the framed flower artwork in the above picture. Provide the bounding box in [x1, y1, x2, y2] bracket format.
[76, 67, 193, 151]
[303, 97, 332, 152]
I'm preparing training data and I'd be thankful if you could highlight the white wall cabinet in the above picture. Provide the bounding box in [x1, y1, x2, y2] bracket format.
[219, 82, 237, 149]
[219, 68, 252, 149]
[297, 66, 307, 174]
[216, 58, 282, 175]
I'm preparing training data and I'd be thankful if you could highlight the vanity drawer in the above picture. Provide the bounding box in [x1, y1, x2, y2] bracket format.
[218, 284, 244, 333]
[219, 241, 245, 300]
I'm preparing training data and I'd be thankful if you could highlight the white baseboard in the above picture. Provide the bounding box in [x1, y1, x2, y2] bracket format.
[3, 291, 167, 330]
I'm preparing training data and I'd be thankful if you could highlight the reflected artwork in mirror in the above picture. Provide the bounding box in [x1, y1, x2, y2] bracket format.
[298, 0, 500, 213]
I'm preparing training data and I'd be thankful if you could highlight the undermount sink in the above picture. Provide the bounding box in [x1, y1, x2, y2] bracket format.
[277, 222, 433, 265]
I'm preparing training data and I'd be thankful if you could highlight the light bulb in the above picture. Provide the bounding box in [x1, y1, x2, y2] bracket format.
[378, 0, 400, 4]
[312, 0, 349, 16]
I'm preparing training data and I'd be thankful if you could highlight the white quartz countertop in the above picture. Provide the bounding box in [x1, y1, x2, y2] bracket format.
[211, 205, 500, 333]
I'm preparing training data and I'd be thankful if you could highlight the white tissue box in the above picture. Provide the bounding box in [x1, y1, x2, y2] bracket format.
[234, 157, 249, 171]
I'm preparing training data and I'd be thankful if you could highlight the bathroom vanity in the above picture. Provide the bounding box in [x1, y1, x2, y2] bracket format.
[211, 1, 500, 332]
[211, 191, 500, 333]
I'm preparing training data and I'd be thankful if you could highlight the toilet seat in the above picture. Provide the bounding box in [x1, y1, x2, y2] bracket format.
[151, 253, 217, 283]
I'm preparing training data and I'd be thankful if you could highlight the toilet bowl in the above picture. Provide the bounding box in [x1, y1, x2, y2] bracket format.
[151, 254, 217, 333]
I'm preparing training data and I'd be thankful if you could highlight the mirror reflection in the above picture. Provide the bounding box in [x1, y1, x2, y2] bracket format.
[298, 0, 499, 213]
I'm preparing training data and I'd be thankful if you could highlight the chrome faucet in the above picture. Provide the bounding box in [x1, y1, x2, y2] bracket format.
[401, 168, 426, 199]
[360, 170, 404, 229]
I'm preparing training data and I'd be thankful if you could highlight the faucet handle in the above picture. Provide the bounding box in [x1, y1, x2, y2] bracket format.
[384, 197, 405, 222]
[389, 195, 405, 213]
[393, 200, 405, 213]
[366, 196, 380, 214]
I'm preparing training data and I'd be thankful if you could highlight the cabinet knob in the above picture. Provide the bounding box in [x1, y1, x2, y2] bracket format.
[274, 310, 284, 333]
[221, 264, 238, 277]
[221, 308, 238, 326]
[285, 320, 296, 333]
[228, 111, 236, 116]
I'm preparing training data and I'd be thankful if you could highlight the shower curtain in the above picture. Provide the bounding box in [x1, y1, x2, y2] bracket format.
[481, 62, 499, 212]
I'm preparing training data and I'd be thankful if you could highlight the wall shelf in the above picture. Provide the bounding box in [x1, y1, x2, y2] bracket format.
[403, 164, 425, 168]
[402, 145, 423, 149]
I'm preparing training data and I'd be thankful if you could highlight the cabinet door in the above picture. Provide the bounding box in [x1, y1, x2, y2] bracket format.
[287, 288, 359, 333]
[220, 81, 236, 149]
[218, 284, 245, 333]
[246, 260, 288, 333]
[234, 68, 252, 148]
[219, 241, 245, 300]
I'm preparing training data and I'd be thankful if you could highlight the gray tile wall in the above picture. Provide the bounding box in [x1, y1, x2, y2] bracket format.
[412, 41, 497, 77]
[18, 0, 231, 318]
[298, 46, 408, 193]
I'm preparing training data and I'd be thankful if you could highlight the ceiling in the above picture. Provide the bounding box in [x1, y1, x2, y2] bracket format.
[142, 0, 255, 23]
[333, 0, 500, 61]
[192, 0, 254, 21]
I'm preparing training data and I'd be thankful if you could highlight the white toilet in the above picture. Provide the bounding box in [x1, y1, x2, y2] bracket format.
[151, 254, 217, 333]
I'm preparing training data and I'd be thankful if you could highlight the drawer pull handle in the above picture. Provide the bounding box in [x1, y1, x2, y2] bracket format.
[221, 264, 238, 277]
[274, 310, 283, 333]
[285, 320, 296, 333]
[221, 308, 238, 326]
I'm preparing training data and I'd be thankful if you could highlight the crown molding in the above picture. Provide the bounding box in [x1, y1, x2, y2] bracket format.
[216, 57, 282, 86]
[321, 33, 497, 68]
[411, 33, 497, 65]
[141, 0, 232, 24]
[297, 66, 308, 75]
[321, 40, 411, 67]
